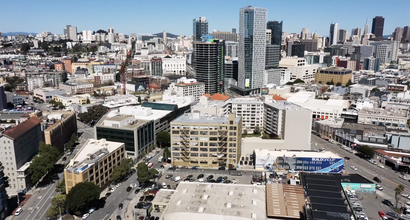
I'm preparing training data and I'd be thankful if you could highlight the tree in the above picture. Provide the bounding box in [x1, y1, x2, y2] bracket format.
[345, 79, 354, 87]
[77, 105, 108, 124]
[55, 179, 66, 194]
[371, 87, 380, 93]
[110, 158, 135, 184]
[137, 162, 158, 184]
[29, 142, 60, 184]
[243, 130, 248, 135]
[358, 145, 375, 158]
[395, 184, 405, 208]
[163, 147, 171, 160]
[253, 126, 261, 135]
[293, 78, 305, 84]
[262, 133, 270, 139]
[46, 194, 66, 218]
[326, 79, 335, 85]
[0, 162, 9, 188]
[156, 131, 170, 147]
[65, 182, 101, 215]
[336, 82, 342, 86]
[41, 41, 49, 51]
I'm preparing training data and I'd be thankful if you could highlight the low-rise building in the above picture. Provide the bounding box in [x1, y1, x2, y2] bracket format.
[315, 66, 353, 85]
[164, 78, 205, 102]
[44, 112, 78, 152]
[163, 182, 266, 220]
[279, 57, 318, 82]
[387, 84, 408, 93]
[335, 123, 387, 148]
[59, 81, 94, 95]
[358, 107, 408, 129]
[64, 139, 125, 193]
[170, 113, 242, 169]
[162, 55, 186, 75]
[230, 97, 264, 133]
[33, 87, 67, 103]
[52, 94, 89, 106]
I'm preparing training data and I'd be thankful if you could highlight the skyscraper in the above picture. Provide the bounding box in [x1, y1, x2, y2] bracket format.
[371, 16, 385, 39]
[402, 26, 410, 43]
[364, 18, 369, 35]
[163, 30, 167, 44]
[338, 29, 347, 43]
[239, 6, 267, 89]
[65, 25, 78, 41]
[193, 39, 225, 94]
[351, 28, 362, 39]
[266, 21, 282, 45]
[329, 23, 339, 46]
[193, 17, 208, 42]
[300, 28, 309, 39]
[393, 27, 404, 42]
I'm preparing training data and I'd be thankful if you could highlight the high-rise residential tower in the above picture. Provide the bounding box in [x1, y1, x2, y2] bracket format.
[329, 23, 339, 46]
[338, 29, 347, 43]
[163, 30, 167, 44]
[238, 6, 267, 89]
[371, 16, 385, 39]
[65, 25, 78, 41]
[193, 17, 208, 42]
[266, 21, 282, 45]
[402, 26, 410, 43]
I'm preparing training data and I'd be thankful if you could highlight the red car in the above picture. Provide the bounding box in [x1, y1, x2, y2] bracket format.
[378, 211, 386, 217]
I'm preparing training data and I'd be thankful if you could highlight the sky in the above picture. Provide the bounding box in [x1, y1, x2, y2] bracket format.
[2, 0, 409, 37]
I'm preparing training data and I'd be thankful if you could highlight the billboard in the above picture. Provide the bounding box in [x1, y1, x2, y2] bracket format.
[402, 156, 410, 163]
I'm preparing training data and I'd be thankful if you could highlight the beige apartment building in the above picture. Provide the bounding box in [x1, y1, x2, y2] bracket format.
[64, 139, 125, 193]
[170, 113, 242, 169]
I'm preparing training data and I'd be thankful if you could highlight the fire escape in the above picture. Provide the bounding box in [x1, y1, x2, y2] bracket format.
[217, 130, 228, 166]
[179, 129, 190, 162]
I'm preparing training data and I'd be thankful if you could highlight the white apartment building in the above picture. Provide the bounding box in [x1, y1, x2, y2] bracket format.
[59, 81, 94, 95]
[93, 64, 117, 74]
[33, 87, 67, 103]
[164, 78, 205, 102]
[358, 107, 408, 129]
[279, 57, 318, 82]
[26, 74, 45, 92]
[94, 73, 115, 85]
[230, 97, 264, 133]
[0, 117, 43, 195]
[162, 55, 186, 75]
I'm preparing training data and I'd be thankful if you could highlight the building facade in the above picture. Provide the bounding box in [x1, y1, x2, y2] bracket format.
[329, 23, 339, 46]
[193, 17, 208, 42]
[0, 117, 43, 195]
[164, 78, 205, 102]
[371, 16, 385, 39]
[170, 113, 242, 169]
[64, 139, 125, 193]
[315, 67, 352, 85]
[162, 55, 186, 75]
[44, 112, 78, 153]
[238, 6, 267, 89]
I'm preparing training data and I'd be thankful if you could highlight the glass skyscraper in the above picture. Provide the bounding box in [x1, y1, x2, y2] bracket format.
[193, 17, 208, 42]
[266, 21, 282, 46]
[238, 6, 267, 89]
[371, 16, 385, 39]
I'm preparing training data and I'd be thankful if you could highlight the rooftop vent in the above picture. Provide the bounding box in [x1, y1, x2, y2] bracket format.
[228, 191, 233, 196]
[202, 195, 209, 200]
[198, 207, 205, 213]
[177, 200, 182, 205]
[226, 203, 232, 208]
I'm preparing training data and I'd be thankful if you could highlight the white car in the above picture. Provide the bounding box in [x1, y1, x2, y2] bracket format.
[82, 213, 90, 219]
[400, 175, 408, 180]
[402, 193, 409, 198]
[351, 201, 362, 207]
[130, 183, 138, 188]
[115, 183, 122, 188]
[376, 185, 383, 191]
[350, 166, 358, 171]
[198, 178, 205, 182]
[378, 164, 384, 168]
[14, 208, 23, 216]
[88, 208, 95, 214]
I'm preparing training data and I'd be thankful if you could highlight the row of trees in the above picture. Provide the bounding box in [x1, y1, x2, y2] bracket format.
[77, 105, 108, 125]
[29, 142, 60, 184]
[109, 158, 135, 184]
[48, 99, 65, 109]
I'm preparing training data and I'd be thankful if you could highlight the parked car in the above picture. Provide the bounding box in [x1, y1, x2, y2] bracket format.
[400, 175, 408, 180]
[116, 215, 121, 220]
[105, 192, 112, 197]
[197, 174, 204, 179]
[216, 177, 223, 183]
[191, 166, 198, 170]
[88, 208, 95, 214]
[206, 175, 214, 180]
[15, 208, 23, 216]
[382, 200, 394, 208]
[379, 211, 386, 217]
[134, 189, 140, 194]
[344, 156, 350, 160]
[350, 166, 357, 171]
[126, 186, 132, 192]
[386, 211, 399, 218]
[174, 176, 181, 182]
[376, 185, 383, 191]
[82, 213, 89, 219]
[373, 177, 381, 183]
[119, 203, 123, 210]
[218, 166, 226, 170]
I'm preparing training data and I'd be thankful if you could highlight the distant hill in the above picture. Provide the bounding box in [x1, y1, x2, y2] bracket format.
[1, 32, 38, 37]
[152, 32, 180, 39]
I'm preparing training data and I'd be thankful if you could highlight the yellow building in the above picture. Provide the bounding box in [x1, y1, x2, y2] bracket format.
[315, 67, 353, 85]
[170, 113, 242, 169]
[64, 139, 125, 193]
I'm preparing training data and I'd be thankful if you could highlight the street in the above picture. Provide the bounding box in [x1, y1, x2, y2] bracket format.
[312, 134, 410, 206]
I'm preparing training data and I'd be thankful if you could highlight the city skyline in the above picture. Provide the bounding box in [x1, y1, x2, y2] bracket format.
[2, 0, 410, 37]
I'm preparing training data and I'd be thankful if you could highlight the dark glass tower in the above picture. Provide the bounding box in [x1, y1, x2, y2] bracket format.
[193, 17, 208, 42]
[267, 21, 282, 45]
[193, 39, 225, 94]
[371, 16, 385, 39]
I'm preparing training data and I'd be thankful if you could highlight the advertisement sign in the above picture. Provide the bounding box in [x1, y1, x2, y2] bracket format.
[402, 156, 410, 163]
[261, 88, 269, 95]
[245, 79, 250, 88]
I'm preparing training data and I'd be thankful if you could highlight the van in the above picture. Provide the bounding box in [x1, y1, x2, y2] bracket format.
[15, 208, 23, 216]
[158, 156, 163, 163]
[174, 176, 181, 182]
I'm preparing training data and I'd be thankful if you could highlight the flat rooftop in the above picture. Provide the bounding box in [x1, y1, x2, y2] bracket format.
[96, 113, 151, 130]
[163, 182, 266, 220]
[172, 113, 240, 125]
[152, 189, 175, 205]
[230, 97, 263, 104]
[359, 107, 408, 118]
[266, 184, 304, 219]
[106, 106, 172, 121]
[264, 101, 305, 111]
[68, 139, 123, 171]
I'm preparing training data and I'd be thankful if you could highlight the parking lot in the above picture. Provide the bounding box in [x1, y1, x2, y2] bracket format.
[348, 191, 397, 220]
[157, 168, 254, 188]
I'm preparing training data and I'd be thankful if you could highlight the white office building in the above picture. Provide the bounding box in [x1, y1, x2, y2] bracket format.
[230, 97, 264, 133]
[82, 30, 92, 43]
[164, 77, 205, 102]
[238, 6, 267, 89]
[279, 57, 318, 82]
[358, 107, 408, 129]
[162, 55, 186, 75]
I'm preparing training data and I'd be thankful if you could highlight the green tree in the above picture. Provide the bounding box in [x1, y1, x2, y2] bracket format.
[137, 162, 159, 184]
[262, 133, 270, 139]
[326, 79, 335, 85]
[46, 194, 66, 218]
[49, 99, 57, 106]
[41, 41, 49, 51]
[65, 182, 101, 215]
[0, 162, 9, 188]
[55, 179, 66, 194]
[163, 147, 171, 160]
[371, 87, 380, 93]
[336, 82, 342, 86]
[77, 105, 108, 124]
[358, 145, 375, 158]
[156, 131, 170, 147]
[29, 142, 60, 184]
[253, 126, 261, 135]
[345, 79, 354, 87]
[395, 184, 405, 208]
[293, 78, 305, 84]
[110, 158, 135, 184]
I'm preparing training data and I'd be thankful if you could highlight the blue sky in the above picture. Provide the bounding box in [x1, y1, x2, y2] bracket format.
[2, 0, 409, 37]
